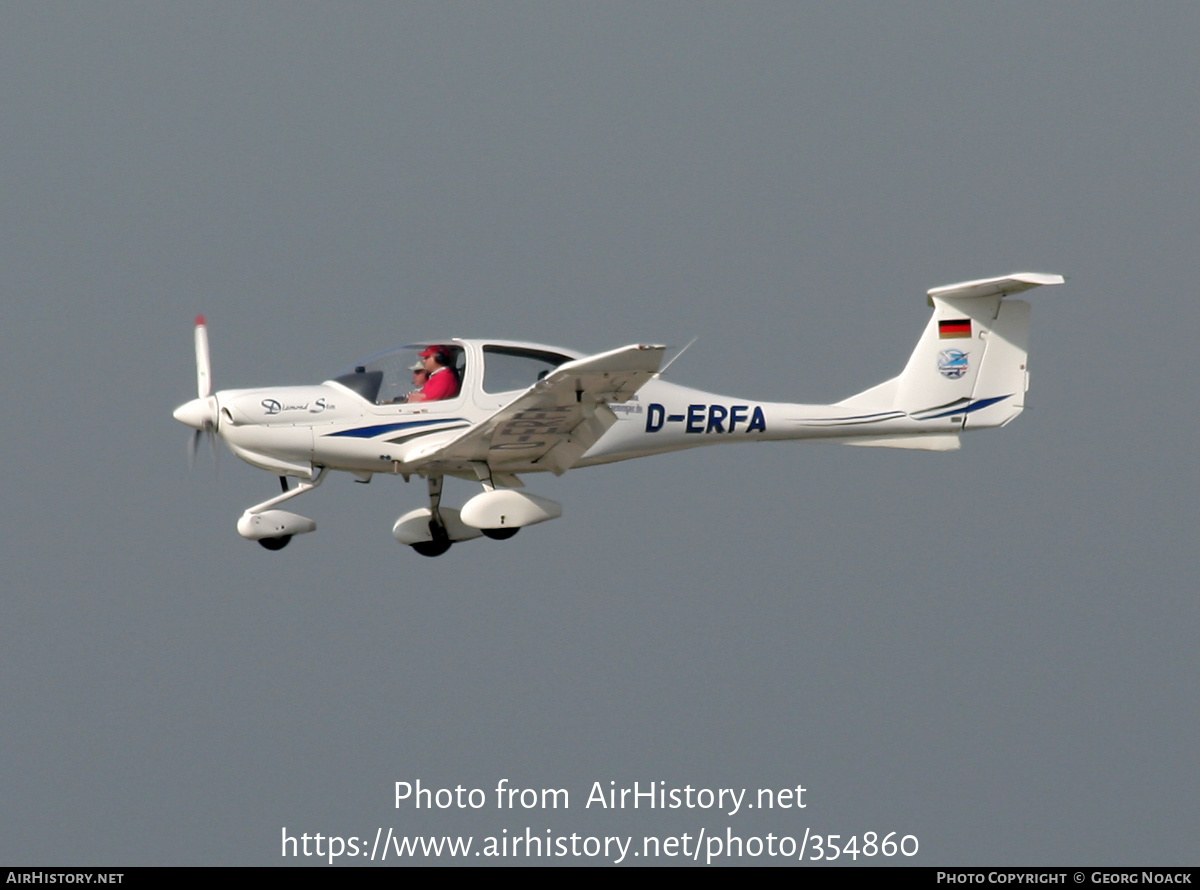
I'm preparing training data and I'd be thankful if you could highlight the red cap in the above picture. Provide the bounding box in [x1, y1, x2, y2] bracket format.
[419, 346, 448, 358]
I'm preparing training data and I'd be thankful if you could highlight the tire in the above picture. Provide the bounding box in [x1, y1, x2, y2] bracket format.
[481, 527, 520, 541]
[258, 535, 292, 551]
[411, 538, 452, 557]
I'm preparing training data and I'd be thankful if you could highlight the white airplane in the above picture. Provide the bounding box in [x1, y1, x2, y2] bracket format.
[173, 272, 1062, 556]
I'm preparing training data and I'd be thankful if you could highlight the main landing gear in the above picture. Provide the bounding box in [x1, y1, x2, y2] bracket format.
[411, 476, 451, 557]
[410, 528, 452, 557]
[391, 473, 562, 556]
[481, 527, 520, 541]
[392, 475, 482, 557]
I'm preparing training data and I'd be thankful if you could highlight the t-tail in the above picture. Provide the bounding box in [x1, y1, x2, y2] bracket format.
[837, 272, 1064, 451]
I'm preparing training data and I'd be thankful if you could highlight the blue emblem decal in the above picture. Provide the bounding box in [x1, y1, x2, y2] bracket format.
[937, 349, 969, 379]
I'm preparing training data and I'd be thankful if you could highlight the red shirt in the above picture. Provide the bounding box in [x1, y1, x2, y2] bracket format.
[422, 366, 460, 401]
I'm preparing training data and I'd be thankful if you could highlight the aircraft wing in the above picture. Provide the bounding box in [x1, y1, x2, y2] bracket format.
[406, 343, 666, 475]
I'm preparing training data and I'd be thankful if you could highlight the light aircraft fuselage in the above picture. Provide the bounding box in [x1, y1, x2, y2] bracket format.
[173, 273, 1063, 555]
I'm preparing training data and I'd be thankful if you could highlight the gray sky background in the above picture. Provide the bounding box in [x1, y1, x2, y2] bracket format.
[2, 2, 1197, 866]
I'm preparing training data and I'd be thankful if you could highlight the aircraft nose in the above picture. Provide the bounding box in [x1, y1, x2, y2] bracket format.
[173, 396, 217, 430]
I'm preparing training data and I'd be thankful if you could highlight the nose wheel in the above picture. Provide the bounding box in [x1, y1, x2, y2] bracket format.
[237, 470, 326, 550]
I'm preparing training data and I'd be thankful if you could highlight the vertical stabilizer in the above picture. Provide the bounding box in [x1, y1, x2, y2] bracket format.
[838, 273, 1063, 431]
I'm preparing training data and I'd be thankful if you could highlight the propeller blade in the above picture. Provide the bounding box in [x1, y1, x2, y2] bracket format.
[194, 315, 211, 399]
[178, 316, 220, 476]
[209, 425, 219, 479]
[185, 426, 220, 475]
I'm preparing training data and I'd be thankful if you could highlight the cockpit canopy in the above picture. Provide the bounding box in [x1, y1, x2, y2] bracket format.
[334, 344, 466, 404]
[333, 341, 577, 405]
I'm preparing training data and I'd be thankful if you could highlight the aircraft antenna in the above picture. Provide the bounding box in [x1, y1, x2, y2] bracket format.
[657, 336, 698, 376]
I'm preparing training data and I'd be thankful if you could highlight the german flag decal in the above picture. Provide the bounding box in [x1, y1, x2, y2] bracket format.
[939, 319, 972, 339]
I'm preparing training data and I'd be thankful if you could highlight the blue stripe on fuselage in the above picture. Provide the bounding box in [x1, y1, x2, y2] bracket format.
[324, 418, 469, 439]
[917, 394, 1010, 420]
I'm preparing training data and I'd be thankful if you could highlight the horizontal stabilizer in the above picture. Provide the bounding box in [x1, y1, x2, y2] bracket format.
[844, 434, 961, 452]
[927, 272, 1064, 302]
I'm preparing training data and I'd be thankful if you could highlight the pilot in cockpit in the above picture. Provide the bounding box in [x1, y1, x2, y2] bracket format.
[403, 346, 460, 403]
[398, 360, 428, 401]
